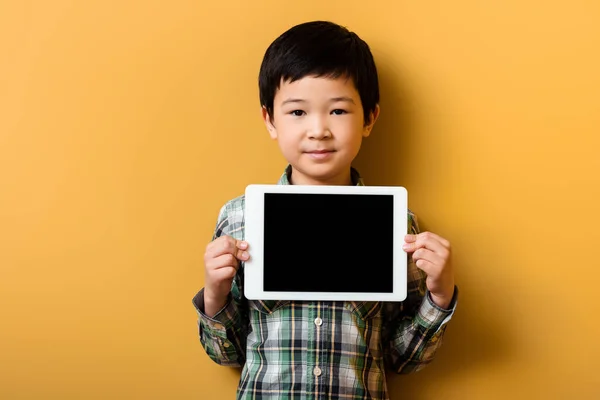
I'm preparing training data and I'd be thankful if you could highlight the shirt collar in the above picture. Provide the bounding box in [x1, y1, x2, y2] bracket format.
[277, 165, 364, 186]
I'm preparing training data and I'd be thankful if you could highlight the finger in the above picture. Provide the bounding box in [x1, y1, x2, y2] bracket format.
[210, 265, 238, 282]
[403, 232, 450, 254]
[231, 240, 250, 261]
[206, 243, 249, 268]
[429, 232, 450, 248]
[404, 232, 449, 249]
[207, 236, 248, 258]
[413, 258, 435, 275]
[412, 248, 444, 267]
[412, 247, 450, 266]
[417, 232, 450, 249]
[235, 246, 250, 262]
[205, 236, 236, 258]
[206, 253, 240, 271]
[404, 234, 417, 243]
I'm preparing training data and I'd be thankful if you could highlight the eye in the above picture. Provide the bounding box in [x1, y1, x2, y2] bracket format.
[331, 109, 347, 115]
[290, 110, 305, 116]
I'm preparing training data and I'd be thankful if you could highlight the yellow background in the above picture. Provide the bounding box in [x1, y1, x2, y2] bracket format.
[1, 1, 599, 399]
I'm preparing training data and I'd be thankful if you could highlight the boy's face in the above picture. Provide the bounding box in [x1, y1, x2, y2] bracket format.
[263, 76, 379, 185]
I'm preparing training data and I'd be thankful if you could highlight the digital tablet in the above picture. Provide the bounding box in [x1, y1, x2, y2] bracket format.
[244, 184, 408, 302]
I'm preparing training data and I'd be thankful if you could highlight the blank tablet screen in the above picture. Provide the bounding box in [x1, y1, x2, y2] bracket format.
[263, 193, 394, 293]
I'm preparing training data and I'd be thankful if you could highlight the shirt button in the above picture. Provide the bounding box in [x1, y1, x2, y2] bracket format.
[223, 342, 230, 348]
[313, 366, 322, 377]
[314, 317, 323, 326]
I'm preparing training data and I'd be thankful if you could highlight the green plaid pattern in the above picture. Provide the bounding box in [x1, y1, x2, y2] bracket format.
[193, 166, 457, 400]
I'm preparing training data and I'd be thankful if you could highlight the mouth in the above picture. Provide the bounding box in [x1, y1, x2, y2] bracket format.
[305, 149, 336, 160]
[305, 149, 335, 154]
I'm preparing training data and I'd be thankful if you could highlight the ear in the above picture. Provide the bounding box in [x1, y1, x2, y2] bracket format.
[362, 104, 380, 138]
[261, 106, 277, 139]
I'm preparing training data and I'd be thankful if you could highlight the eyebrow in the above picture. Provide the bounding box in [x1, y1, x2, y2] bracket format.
[281, 98, 307, 106]
[330, 96, 355, 104]
[280, 97, 356, 106]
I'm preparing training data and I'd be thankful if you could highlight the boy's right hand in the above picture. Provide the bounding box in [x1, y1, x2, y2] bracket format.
[203, 236, 249, 317]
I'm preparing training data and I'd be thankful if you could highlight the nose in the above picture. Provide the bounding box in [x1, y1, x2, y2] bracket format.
[307, 115, 331, 140]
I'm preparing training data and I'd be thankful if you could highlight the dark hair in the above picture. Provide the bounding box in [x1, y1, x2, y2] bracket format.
[259, 21, 380, 125]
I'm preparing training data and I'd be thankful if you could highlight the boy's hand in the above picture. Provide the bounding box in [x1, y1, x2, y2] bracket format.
[403, 232, 455, 309]
[203, 236, 249, 317]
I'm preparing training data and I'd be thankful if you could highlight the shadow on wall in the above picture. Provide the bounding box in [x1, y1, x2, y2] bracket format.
[355, 64, 514, 398]
[390, 277, 512, 399]
[353, 61, 417, 186]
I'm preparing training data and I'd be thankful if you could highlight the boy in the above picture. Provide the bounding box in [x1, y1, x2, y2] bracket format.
[193, 21, 458, 400]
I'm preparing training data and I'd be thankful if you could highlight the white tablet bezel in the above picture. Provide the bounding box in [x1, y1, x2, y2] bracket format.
[244, 184, 408, 302]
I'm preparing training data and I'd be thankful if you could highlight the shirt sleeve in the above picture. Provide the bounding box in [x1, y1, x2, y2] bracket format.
[192, 202, 248, 367]
[382, 211, 459, 374]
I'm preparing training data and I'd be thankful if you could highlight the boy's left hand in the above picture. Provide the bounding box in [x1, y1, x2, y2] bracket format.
[403, 232, 455, 309]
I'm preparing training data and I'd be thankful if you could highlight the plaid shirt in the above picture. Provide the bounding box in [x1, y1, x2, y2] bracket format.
[193, 166, 457, 400]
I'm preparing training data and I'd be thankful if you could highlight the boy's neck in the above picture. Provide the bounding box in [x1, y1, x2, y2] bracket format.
[288, 167, 353, 186]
